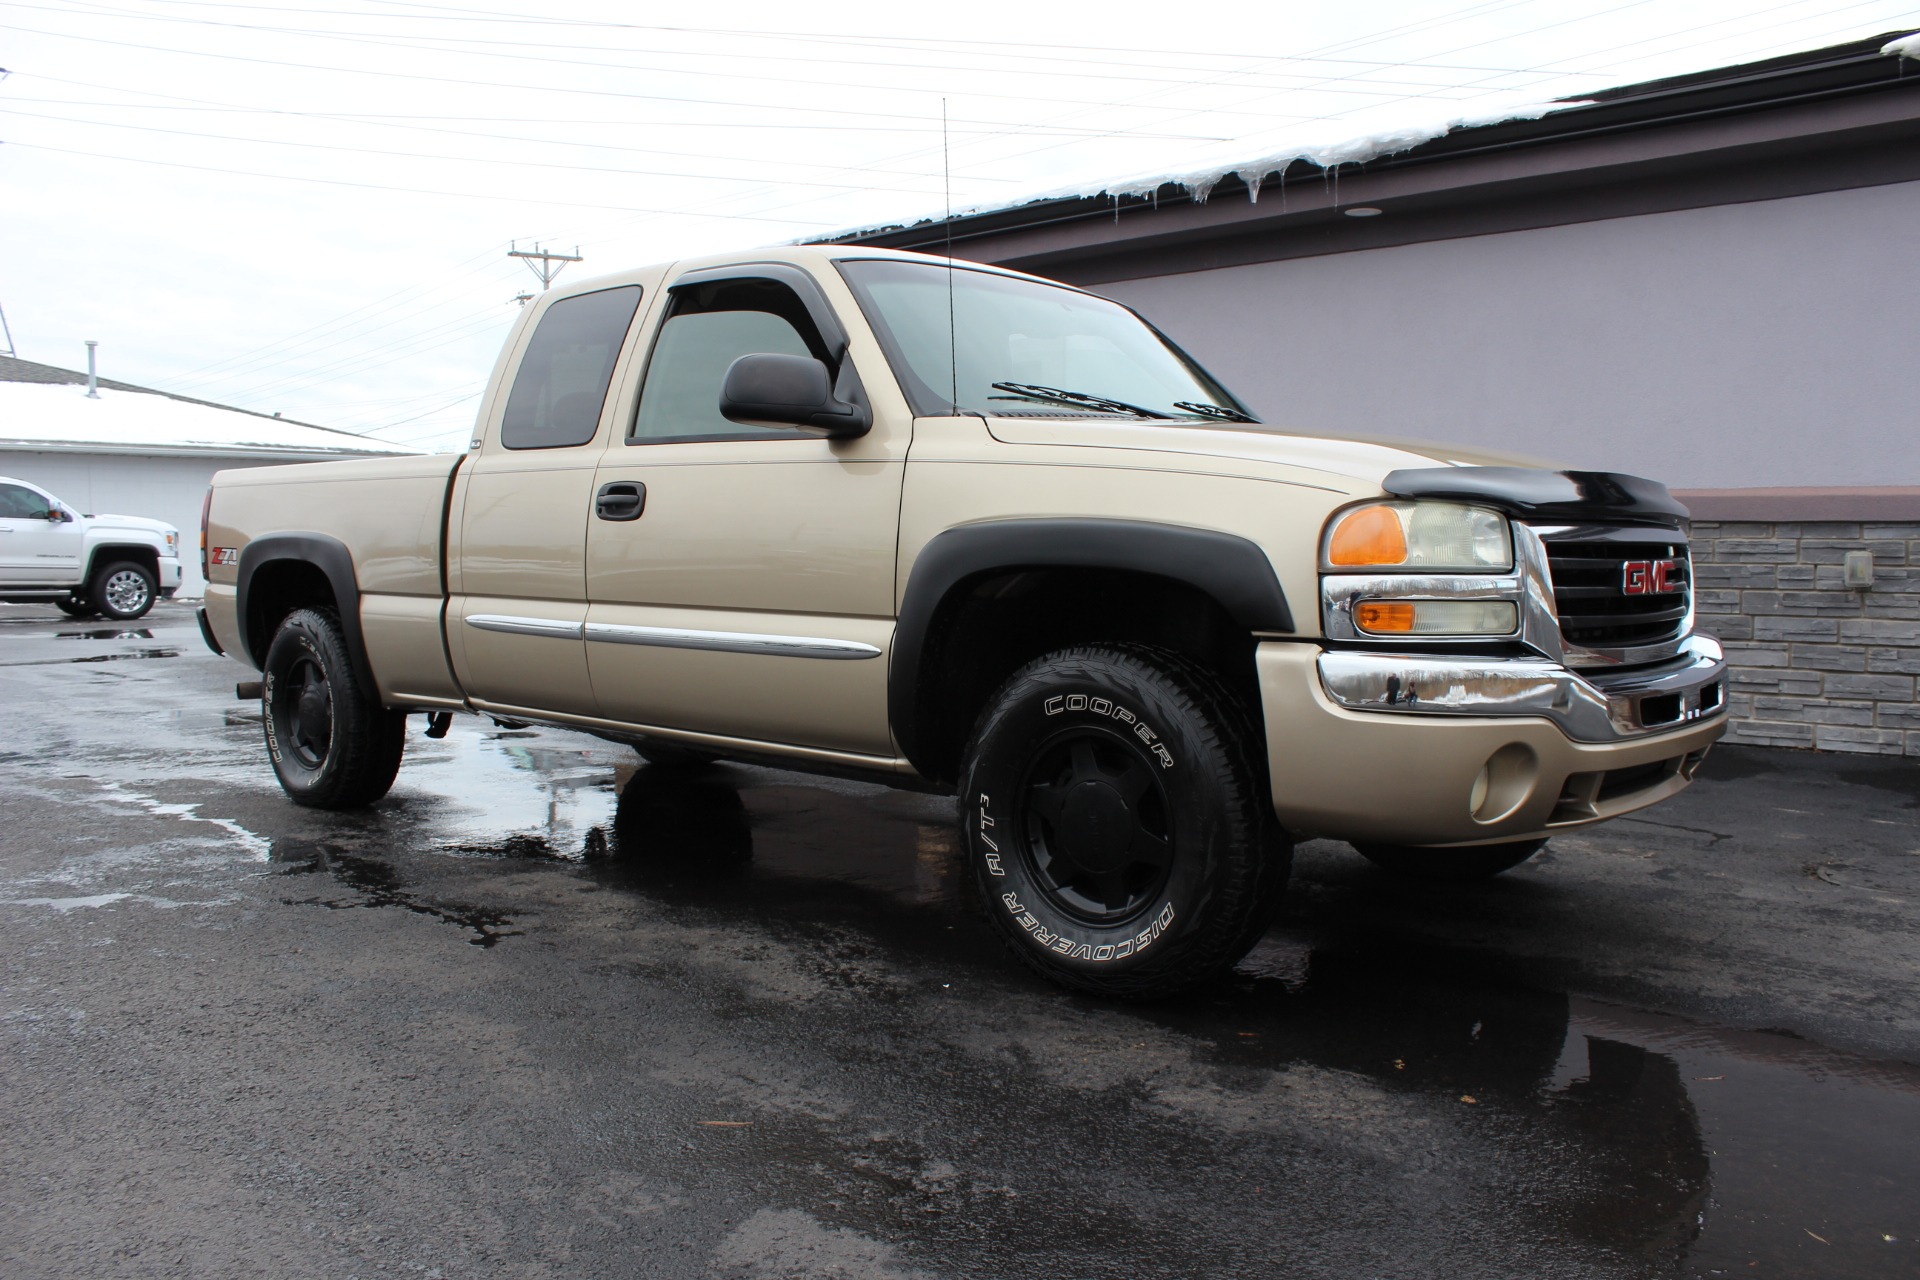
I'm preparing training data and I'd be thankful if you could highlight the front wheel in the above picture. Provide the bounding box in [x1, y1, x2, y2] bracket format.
[1353, 839, 1547, 882]
[960, 644, 1289, 1001]
[91, 560, 156, 621]
[262, 608, 406, 809]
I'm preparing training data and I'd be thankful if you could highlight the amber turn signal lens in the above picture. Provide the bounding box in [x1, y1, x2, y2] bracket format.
[1328, 504, 1408, 567]
[1354, 601, 1417, 632]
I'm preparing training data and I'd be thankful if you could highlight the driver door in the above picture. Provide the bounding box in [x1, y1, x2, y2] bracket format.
[583, 266, 908, 757]
[0, 482, 82, 584]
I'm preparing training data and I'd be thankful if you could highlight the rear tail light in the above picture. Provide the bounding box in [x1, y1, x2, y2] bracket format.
[200, 487, 212, 578]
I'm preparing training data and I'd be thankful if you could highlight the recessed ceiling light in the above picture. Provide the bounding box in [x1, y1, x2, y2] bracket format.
[1344, 206, 1384, 218]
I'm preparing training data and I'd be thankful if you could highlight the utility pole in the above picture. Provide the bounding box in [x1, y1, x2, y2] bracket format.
[508, 243, 582, 305]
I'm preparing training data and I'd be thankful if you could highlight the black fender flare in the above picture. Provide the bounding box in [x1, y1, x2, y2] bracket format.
[235, 533, 375, 692]
[889, 518, 1293, 771]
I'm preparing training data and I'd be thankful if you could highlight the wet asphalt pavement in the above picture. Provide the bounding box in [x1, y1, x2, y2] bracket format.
[2, 603, 1917, 1280]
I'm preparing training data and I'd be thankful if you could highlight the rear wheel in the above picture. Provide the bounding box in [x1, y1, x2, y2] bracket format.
[960, 644, 1289, 1000]
[1353, 838, 1547, 882]
[91, 560, 156, 621]
[262, 608, 405, 809]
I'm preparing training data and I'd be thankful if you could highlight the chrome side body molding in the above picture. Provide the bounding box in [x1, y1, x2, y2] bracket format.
[582, 622, 881, 661]
[464, 613, 880, 661]
[466, 614, 585, 639]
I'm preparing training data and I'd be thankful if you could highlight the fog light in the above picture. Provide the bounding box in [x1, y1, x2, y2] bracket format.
[1470, 743, 1538, 823]
[1355, 599, 1518, 636]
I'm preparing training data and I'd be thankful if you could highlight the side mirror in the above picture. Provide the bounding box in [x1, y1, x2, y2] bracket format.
[45, 508, 71, 523]
[719, 353, 871, 440]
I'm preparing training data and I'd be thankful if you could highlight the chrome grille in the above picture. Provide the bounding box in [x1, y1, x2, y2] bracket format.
[1541, 535, 1691, 650]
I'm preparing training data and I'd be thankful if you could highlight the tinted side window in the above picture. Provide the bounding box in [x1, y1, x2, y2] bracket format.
[0, 484, 50, 518]
[501, 285, 643, 450]
[631, 278, 825, 445]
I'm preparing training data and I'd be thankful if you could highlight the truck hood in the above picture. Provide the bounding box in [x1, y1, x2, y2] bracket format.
[982, 417, 1556, 491]
[87, 512, 178, 537]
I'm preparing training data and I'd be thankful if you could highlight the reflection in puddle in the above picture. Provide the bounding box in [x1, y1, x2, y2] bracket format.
[65, 648, 181, 663]
[55, 628, 155, 640]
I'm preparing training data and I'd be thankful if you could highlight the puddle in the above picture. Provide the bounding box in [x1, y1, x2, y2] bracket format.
[271, 838, 520, 946]
[553, 762, 1919, 1277]
[54, 628, 155, 640]
[2, 648, 186, 666]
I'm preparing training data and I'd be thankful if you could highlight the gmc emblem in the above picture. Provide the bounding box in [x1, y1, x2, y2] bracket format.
[1622, 558, 1682, 595]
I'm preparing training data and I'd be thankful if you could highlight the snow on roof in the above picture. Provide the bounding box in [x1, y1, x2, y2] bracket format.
[820, 31, 1920, 245]
[0, 380, 417, 459]
[814, 96, 1584, 244]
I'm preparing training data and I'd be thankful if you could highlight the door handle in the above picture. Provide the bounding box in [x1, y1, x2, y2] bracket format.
[595, 481, 646, 521]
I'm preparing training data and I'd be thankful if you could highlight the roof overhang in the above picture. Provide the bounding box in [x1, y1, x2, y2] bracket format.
[818, 33, 1920, 286]
[0, 440, 417, 462]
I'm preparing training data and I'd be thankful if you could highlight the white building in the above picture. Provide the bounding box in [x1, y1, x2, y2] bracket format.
[0, 354, 415, 596]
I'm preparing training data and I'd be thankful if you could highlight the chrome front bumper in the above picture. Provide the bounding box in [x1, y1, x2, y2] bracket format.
[1316, 634, 1727, 744]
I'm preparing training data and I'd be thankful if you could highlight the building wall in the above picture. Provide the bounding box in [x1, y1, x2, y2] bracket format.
[1098, 179, 1920, 491]
[0, 450, 299, 597]
[1693, 519, 1920, 756]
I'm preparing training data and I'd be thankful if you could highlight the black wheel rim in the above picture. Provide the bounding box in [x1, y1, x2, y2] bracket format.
[1018, 727, 1174, 925]
[279, 656, 334, 769]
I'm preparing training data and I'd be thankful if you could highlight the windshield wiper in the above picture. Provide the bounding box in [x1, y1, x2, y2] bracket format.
[988, 381, 1171, 419]
[1173, 401, 1258, 423]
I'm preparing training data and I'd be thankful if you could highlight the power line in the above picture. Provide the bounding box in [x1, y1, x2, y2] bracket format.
[0, 19, 1246, 139]
[0, 106, 970, 194]
[0, 141, 839, 225]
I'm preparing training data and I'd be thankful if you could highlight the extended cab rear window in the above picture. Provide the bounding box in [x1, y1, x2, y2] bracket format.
[500, 285, 643, 450]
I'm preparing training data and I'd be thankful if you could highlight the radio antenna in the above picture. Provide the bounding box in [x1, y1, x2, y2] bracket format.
[943, 97, 958, 412]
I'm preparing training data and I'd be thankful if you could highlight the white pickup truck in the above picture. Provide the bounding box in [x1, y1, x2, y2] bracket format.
[200, 245, 1727, 998]
[0, 476, 182, 620]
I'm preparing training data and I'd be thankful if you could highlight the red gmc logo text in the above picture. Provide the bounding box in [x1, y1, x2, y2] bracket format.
[1622, 558, 1682, 595]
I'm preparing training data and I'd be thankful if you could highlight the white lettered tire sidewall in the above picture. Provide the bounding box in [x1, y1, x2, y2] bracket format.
[961, 647, 1260, 991]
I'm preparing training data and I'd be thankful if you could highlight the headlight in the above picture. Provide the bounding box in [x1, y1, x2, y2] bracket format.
[1324, 501, 1511, 572]
[165, 530, 180, 555]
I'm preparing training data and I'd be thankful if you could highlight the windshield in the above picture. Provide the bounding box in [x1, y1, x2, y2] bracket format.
[835, 259, 1256, 423]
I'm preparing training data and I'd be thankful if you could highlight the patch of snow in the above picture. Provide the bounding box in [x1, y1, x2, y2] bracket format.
[6, 893, 131, 911]
[0, 380, 415, 458]
[1883, 32, 1920, 61]
[816, 96, 1587, 242]
[91, 780, 272, 862]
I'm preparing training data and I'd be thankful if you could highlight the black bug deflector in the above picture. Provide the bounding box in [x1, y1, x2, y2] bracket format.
[1381, 467, 1690, 525]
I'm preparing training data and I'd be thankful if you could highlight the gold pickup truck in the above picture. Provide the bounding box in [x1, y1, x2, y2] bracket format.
[199, 245, 1727, 998]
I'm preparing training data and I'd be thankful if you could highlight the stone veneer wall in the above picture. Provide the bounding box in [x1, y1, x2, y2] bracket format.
[1689, 520, 1920, 756]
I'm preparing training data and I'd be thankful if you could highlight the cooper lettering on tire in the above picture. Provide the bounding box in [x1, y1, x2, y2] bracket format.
[959, 643, 1291, 1000]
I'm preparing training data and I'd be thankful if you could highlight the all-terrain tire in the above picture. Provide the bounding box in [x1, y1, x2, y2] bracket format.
[262, 608, 406, 809]
[960, 644, 1290, 1000]
[1353, 838, 1547, 882]
[90, 560, 157, 621]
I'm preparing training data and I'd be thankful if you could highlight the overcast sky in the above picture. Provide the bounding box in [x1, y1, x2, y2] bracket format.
[3, 0, 1916, 452]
